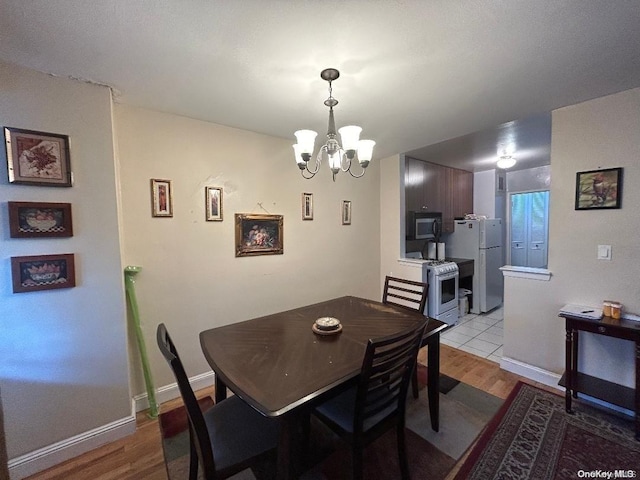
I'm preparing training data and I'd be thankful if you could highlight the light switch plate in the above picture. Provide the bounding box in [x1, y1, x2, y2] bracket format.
[597, 244, 612, 260]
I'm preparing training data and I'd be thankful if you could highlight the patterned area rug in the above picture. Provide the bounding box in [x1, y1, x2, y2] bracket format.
[159, 367, 502, 480]
[454, 381, 640, 479]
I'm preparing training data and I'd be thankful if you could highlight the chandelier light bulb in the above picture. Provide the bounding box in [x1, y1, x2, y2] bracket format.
[294, 130, 317, 157]
[338, 125, 362, 156]
[357, 139, 375, 166]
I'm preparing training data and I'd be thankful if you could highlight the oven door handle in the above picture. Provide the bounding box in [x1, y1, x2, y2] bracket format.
[434, 271, 458, 281]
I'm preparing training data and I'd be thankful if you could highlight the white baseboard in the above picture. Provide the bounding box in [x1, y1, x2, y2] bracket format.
[500, 356, 564, 391]
[500, 356, 633, 417]
[133, 370, 215, 412]
[8, 371, 215, 479]
[8, 415, 136, 480]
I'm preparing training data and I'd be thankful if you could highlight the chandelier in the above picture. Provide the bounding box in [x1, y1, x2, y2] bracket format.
[293, 68, 375, 181]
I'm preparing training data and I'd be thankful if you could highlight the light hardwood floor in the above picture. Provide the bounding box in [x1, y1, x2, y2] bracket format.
[23, 345, 549, 480]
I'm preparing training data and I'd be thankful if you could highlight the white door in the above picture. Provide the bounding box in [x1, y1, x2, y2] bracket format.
[509, 191, 549, 268]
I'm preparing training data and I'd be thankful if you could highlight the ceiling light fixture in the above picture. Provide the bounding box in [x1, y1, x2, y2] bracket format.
[496, 142, 517, 169]
[293, 68, 375, 181]
[497, 155, 516, 169]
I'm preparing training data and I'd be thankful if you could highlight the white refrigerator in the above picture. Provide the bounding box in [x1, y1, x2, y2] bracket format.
[447, 219, 503, 314]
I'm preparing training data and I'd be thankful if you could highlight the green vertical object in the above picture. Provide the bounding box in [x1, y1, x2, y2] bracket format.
[124, 266, 159, 419]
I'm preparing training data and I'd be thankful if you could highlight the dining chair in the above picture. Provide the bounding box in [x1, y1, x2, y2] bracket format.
[382, 275, 429, 399]
[156, 323, 279, 480]
[382, 276, 428, 314]
[312, 320, 428, 480]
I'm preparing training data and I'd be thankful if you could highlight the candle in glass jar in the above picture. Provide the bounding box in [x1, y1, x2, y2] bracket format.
[611, 302, 622, 319]
[603, 301, 612, 317]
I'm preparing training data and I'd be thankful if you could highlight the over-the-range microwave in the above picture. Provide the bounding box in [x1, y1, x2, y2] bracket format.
[406, 211, 442, 241]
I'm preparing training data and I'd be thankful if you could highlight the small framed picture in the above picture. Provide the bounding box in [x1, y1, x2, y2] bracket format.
[151, 179, 173, 217]
[205, 186, 223, 221]
[235, 214, 283, 257]
[8, 201, 73, 238]
[4, 127, 72, 187]
[342, 200, 352, 225]
[575, 167, 623, 210]
[302, 193, 313, 220]
[11, 253, 76, 293]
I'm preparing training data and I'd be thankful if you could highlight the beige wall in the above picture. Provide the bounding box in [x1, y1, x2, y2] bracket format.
[503, 88, 640, 387]
[0, 60, 131, 466]
[114, 104, 382, 393]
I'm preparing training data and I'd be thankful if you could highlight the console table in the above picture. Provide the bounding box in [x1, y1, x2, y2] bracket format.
[559, 312, 640, 439]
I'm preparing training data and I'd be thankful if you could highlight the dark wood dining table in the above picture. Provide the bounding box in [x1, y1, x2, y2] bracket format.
[199, 295, 448, 479]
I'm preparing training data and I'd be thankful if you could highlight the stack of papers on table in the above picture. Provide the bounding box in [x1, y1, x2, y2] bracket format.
[559, 304, 603, 320]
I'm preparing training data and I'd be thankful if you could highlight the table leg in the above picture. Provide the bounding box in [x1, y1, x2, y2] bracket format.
[565, 324, 573, 413]
[572, 329, 579, 399]
[427, 334, 440, 432]
[214, 374, 227, 403]
[635, 341, 640, 440]
[276, 415, 295, 480]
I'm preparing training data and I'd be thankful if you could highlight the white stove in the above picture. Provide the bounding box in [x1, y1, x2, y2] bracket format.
[406, 259, 458, 324]
[422, 260, 458, 274]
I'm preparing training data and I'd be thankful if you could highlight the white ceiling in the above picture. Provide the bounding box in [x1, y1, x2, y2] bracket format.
[1, 1, 640, 172]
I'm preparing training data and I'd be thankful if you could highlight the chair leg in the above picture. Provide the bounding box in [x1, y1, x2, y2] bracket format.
[188, 427, 198, 480]
[411, 361, 419, 399]
[397, 424, 410, 480]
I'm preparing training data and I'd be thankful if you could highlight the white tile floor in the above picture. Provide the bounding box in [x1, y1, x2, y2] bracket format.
[441, 306, 504, 363]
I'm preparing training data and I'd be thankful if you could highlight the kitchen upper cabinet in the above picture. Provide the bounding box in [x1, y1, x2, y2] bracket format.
[405, 157, 473, 233]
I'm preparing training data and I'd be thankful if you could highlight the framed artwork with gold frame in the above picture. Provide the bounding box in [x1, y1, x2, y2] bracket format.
[151, 179, 173, 217]
[302, 193, 313, 220]
[205, 186, 223, 221]
[235, 214, 283, 257]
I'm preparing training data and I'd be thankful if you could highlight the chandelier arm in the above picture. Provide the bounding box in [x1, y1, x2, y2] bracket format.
[301, 169, 316, 179]
[339, 151, 351, 173]
[347, 162, 367, 178]
[302, 150, 322, 175]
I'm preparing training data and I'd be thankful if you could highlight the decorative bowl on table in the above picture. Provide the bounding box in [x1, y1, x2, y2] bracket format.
[313, 317, 342, 335]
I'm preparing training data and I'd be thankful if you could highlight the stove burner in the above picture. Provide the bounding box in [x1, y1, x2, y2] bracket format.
[423, 259, 449, 266]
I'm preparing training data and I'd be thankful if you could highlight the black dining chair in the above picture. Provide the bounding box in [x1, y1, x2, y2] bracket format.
[312, 320, 427, 480]
[382, 275, 428, 314]
[382, 275, 429, 399]
[156, 323, 279, 480]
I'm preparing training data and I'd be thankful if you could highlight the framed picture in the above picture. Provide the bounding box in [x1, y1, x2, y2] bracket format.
[205, 186, 223, 221]
[575, 167, 623, 210]
[4, 127, 72, 187]
[302, 193, 313, 220]
[342, 200, 352, 225]
[151, 179, 173, 217]
[235, 214, 283, 257]
[8, 201, 73, 238]
[11, 253, 76, 293]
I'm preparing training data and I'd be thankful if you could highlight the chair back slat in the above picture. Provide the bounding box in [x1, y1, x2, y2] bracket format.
[382, 276, 428, 314]
[157, 324, 217, 478]
[354, 320, 427, 433]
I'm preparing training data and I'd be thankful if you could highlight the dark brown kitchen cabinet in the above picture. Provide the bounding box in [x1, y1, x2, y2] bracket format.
[405, 157, 473, 234]
[448, 167, 473, 231]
